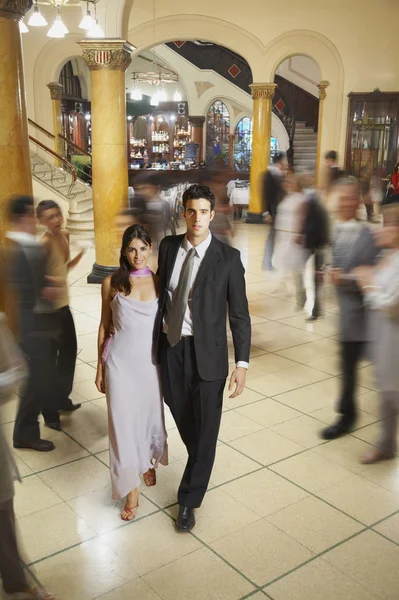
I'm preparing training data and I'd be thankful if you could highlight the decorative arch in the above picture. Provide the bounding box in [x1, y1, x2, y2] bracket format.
[262, 29, 345, 153]
[205, 100, 230, 168]
[128, 14, 265, 80]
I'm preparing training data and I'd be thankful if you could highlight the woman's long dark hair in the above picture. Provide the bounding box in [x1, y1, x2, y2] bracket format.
[111, 224, 152, 295]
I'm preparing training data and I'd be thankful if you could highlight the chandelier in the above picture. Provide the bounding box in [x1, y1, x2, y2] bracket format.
[130, 60, 182, 106]
[20, 0, 105, 39]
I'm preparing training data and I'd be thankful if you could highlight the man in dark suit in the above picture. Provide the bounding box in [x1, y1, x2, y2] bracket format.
[156, 184, 251, 531]
[321, 178, 379, 440]
[5, 196, 61, 452]
[262, 152, 287, 271]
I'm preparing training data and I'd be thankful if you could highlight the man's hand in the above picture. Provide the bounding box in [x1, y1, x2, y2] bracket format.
[329, 268, 344, 286]
[352, 266, 374, 289]
[228, 367, 247, 398]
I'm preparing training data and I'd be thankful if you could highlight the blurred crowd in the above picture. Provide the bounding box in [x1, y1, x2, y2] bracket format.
[1, 151, 399, 598]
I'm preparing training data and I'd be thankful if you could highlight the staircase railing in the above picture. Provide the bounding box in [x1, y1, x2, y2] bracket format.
[28, 118, 92, 186]
[29, 135, 78, 199]
[59, 134, 92, 185]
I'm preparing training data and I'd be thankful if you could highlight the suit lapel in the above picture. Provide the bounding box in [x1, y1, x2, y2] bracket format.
[165, 235, 184, 289]
[193, 237, 220, 292]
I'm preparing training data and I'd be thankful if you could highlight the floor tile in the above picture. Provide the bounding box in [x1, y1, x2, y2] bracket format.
[247, 364, 328, 397]
[73, 379, 104, 401]
[39, 456, 110, 501]
[246, 353, 297, 378]
[270, 450, 353, 492]
[143, 547, 255, 600]
[279, 314, 338, 338]
[235, 398, 302, 428]
[33, 537, 136, 600]
[322, 530, 399, 599]
[14, 475, 62, 518]
[223, 386, 266, 410]
[95, 450, 110, 467]
[357, 391, 381, 416]
[167, 487, 260, 544]
[266, 557, 379, 600]
[18, 503, 96, 563]
[104, 511, 201, 576]
[318, 473, 399, 525]
[73, 362, 97, 384]
[250, 321, 321, 352]
[211, 519, 314, 586]
[208, 444, 261, 486]
[0, 395, 19, 424]
[271, 415, 326, 448]
[221, 468, 309, 517]
[230, 428, 305, 466]
[276, 338, 338, 363]
[359, 459, 399, 495]
[274, 378, 368, 413]
[313, 435, 375, 473]
[304, 354, 341, 375]
[67, 486, 159, 534]
[373, 513, 399, 544]
[311, 405, 377, 430]
[77, 333, 99, 363]
[97, 578, 162, 600]
[266, 496, 364, 553]
[138, 461, 185, 508]
[61, 403, 109, 454]
[218, 410, 264, 442]
[249, 297, 298, 320]
[72, 313, 100, 336]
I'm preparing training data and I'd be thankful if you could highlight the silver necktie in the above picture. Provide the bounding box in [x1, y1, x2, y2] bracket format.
[167, 247, 196, 347]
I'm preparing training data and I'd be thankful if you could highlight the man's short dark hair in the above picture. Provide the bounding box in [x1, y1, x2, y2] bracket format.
[36, 199, 60, 219]
[272, 152, 286, 164]
[7, 195, 34, 222]
[182, 184, 215, 212]
[325, 150, 337, 162]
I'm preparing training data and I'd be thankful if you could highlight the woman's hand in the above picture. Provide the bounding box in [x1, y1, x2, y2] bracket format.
[95, 366, 105, 394]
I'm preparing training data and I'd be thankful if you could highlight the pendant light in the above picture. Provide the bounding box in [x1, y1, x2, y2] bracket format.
[173, 89, 182, 102]
[87, 2, 105, 38]
[79, 2, 94, 30]
[47, 6, 68, 38]
[28, 1, 47, 27]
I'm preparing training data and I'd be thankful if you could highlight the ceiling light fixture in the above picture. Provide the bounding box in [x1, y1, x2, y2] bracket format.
[28, 1, 47, 27]
[19, 19, 29, 33]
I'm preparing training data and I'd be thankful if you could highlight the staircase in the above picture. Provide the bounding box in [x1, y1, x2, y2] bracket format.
[28, 121, 94, 241]
[292, 121, 318, 172]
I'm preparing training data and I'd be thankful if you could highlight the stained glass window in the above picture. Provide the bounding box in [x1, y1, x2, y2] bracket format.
[206, 101, 230, 168]
[270, 136, 279, 160]
[233, 117, 252, 171]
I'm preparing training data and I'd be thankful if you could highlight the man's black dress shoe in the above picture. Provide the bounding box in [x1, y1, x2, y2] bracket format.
[175, 506, 195, 532]
[321, 420, 354, 440]
[60, 399, 81, 412]
[14, 439, 56, 452]
[46, 422, 62, 432]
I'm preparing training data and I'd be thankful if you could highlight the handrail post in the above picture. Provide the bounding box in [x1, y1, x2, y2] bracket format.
[47, 82, 64, 166]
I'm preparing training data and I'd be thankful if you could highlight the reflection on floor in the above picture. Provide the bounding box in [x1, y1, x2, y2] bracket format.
[3, 224, 399, 600]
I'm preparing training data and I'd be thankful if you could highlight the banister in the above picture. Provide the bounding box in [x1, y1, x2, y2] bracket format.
[28, 118, 55, 140]
[29, 135, 77, 182]
[59, 134, 91, 157]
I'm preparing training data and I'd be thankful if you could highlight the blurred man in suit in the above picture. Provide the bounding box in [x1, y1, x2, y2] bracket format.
[262, 153, 287, 271]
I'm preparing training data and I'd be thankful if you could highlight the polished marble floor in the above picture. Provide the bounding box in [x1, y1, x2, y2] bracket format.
[2, 224, 399, 600]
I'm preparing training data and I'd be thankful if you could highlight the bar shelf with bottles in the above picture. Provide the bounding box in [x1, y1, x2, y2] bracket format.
[173, 116, 191, 161]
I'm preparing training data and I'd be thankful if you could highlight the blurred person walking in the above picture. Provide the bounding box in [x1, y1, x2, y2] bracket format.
[37, 200, 85, 428]
[0, 314, 54, 600]
[321, 178, 379, 440]
[5, 197, 61, 452]
[262, 153, 287, 271]
[353, 204, 399, 463]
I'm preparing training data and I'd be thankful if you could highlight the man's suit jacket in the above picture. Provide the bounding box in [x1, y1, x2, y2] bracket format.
[262, 169, 284, 219]
[156, 234, 251, 382]
[332, 224, 379, 342]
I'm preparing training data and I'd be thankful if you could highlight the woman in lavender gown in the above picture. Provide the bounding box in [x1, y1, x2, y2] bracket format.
[95, 225, 168, 521]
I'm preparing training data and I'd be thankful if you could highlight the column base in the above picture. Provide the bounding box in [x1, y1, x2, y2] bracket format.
[245, 212, 264, 224]
[87, 263, 117, 284]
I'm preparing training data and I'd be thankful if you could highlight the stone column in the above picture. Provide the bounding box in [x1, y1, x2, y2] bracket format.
[0, 0, 33, 250]
[47, 82, 64, 160]
[315, 80, 329, 187]
[247, 83, 276, 223]
[79, 39, 133, 283]
[188, 115, 205, 161]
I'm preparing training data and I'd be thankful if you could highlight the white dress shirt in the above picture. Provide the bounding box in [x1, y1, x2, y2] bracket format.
[164, 232, 248, 369]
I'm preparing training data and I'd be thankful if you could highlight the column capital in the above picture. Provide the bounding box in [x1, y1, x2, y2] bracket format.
[318, 80, 329, 100]
[188, 115, 205, 128]
[250, 83, 276, 100]
[0, 0, 32, 19]
[78, 39, 134, 72]
[47, 82, 64, 101]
